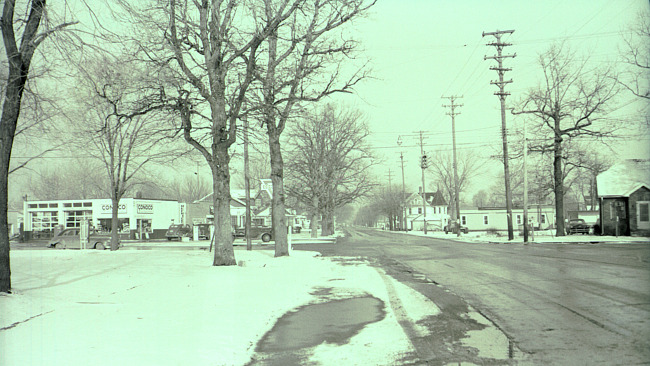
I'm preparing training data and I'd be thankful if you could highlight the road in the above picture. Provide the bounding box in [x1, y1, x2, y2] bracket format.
[296, 226, 650, 365]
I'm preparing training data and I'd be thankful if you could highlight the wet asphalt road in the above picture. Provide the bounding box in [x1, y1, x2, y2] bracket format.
[296, 227, 650, 365]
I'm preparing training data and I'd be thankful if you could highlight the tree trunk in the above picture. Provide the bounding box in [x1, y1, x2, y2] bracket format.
[554, 131, 565, 236]
[268, 130, 288, 257]
[0, 160, 11, 293]
[110, 196, 120, 250]
[310, 209, 319, 239]
[0, 49, 29, 294]
[211, 145, 236, 266]
[310, 195, 319, 238]
[321, 210, 330, 236]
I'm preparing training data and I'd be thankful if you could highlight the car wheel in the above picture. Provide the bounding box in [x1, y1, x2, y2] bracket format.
[94, 242, 105, 250]
[261, 233, 272, 242]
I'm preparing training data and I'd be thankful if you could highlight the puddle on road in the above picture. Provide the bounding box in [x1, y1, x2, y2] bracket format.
[460, 311, 513, 360]
[256, 296, 386, 352]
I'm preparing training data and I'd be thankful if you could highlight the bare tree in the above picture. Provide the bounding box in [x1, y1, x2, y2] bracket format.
[119, 0, 304, 265]
[513, 44, 620, 236]
[1, 0, 76, 292]
[620, 11, 650, 128]
[252, 0, 375, 255]
[428, 149, 485, 218]
[27, 159, 106, 200]
[370, 185, 402, 231]
[72, 54, 173, 250]
[285, 104, 375, 237]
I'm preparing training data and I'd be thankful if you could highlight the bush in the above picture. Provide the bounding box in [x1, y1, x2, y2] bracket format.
[486, 227, 500, 236]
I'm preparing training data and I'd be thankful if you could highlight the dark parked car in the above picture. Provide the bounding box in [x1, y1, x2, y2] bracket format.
[165, 224, 193, 240]
[47, 228, 115, 250]
[444, 222, 469, 234]
[234, 225, 273, 242]
[566, 219, 591, 234]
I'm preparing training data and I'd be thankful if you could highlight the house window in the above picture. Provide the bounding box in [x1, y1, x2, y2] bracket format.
[483, 215, 489, 225]
[516, 215, 522, 225]
[418, 208, 422, 214]
[461, 216, 467, 225]
[637, 201, 650, 223]
[540, 214, 546, 224]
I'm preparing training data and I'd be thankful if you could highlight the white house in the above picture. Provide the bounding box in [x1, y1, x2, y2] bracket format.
[405, 189, 448, 231]
[459, 204, 556, 232]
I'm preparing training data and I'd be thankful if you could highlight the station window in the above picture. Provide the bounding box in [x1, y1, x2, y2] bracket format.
[73, 202, 82, 207]
[64, 203, 72, 207]
[65, 210, 93, 228]
[28, 204, 37, 209]
[461, 216, 467, 225]
[483, 215, 489, 225]
[83, 202, 92, 207]
[516, 215, 522, 225]
[30, 211, 59, 234]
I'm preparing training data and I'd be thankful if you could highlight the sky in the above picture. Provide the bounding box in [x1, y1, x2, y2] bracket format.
[5, 0, 650, 204]
[337, 0, 650, 194]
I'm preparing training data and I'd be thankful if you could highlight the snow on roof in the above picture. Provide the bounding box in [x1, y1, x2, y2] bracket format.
[597, 159, 650, 197]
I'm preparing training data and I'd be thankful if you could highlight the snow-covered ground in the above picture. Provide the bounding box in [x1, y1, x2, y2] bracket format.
[394, 228, 650, 244]
[1, 248, 439, 366]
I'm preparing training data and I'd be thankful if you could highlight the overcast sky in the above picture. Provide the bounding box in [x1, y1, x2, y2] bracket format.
[7, 0, 650, 203]
[335, 0, 649, 193]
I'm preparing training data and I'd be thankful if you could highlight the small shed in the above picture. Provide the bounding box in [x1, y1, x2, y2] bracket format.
[596, 159, 650, 237]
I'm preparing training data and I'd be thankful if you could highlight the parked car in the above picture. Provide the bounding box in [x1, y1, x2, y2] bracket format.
[444, 222, 469, 234]
[566, 219, 591, 234]
[234, 225, 273, 242]
[47, 228, 115, 250]
[166, 224, 193, 240]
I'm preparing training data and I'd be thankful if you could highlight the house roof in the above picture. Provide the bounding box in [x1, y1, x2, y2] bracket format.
[597, 159, 650, 197]
[406, 190, 447, 207]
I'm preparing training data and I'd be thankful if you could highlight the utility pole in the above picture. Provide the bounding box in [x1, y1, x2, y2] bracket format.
[483, 29, 516, 241]
[442, 95, 463, 237]
[523, 118, 529, 243]
[243, 116, 253, 251]
[399, 152, 407, 231]
[386, 168, 393, 188]
[397, 135, 407, 232]
[418, 131, 428, 234]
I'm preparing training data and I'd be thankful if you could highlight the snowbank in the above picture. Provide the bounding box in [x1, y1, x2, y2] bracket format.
[1, 248, 439, 366]
[396, 228, 650, 244]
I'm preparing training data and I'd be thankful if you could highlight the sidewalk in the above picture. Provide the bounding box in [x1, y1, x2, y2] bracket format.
[1, 245, 438, 366]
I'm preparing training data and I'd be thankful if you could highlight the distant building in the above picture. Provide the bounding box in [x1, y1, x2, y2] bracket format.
[459, 205, 556, 232]
[405, 188, 448, 231]
[597, 159, 650, 236]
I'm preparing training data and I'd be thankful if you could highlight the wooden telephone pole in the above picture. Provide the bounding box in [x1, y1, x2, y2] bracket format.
[418, 131, 428, 234]
[483, 29, 516, 241]
[442, 95, 463, 237]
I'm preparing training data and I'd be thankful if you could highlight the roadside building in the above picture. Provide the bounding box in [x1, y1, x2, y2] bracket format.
[405, 188, 448, 231]
[597, 159, 650, 237]
[23, 198, 181, 240]
[459, 205, 556, 233]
